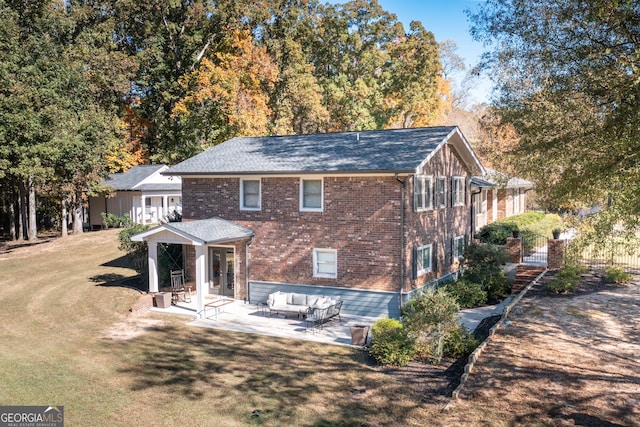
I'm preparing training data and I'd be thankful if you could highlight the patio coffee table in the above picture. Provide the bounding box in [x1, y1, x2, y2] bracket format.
[204, 297, 234, 320]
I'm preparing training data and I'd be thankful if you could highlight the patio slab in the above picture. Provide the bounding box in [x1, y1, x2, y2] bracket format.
[151, 298, 379, 346]
[150, 296, 506, 346]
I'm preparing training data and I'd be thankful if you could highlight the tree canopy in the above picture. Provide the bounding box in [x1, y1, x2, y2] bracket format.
[469, 0, 640, 230]
[0, 0, 457, 239]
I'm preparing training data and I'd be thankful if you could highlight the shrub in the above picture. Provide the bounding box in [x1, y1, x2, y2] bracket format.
[477, 212, 565, 243]
[442, 279, 487, 308]
[369, 318, 415, 367]
[463, 242, 510, 301]
[118, 222, 150, 274]
[604, 266, 632, 284]
[101, 212, 131, 228]
[443, 324, 479, 358]
[548, 266, 581, 293]
[402, 288, 459, 364]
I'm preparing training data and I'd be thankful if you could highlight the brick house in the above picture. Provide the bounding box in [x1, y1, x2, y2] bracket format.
[132, 126, 485, 318]
[471, 169, 535, 234]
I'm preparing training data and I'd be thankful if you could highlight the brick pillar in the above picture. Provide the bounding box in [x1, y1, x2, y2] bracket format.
[548, 239, 565, 270]
[506, 237, 522, 263]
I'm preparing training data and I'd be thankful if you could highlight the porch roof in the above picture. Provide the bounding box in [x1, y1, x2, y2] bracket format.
[131, 217, 254, 245]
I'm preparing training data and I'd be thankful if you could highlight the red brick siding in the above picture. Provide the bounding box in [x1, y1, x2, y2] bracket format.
[184, 176, 403, 292]
[181, 144, 473, 294]
[403, 144, 471, 292]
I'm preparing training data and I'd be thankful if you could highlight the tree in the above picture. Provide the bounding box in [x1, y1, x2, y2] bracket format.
[172, 29, 278, 148]
[469, 0, 640, 231]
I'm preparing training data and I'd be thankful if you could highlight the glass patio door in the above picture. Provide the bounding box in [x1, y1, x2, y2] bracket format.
[209, 248, 234, 297]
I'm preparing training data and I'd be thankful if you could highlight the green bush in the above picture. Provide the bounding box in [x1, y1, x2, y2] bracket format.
[548, 266, 581, 293]
[443, 324, 479, 358]
[477, 212, 565, 243]
[463, 242, 510, 301]
[604, 266, 632, 284]
[101, 212, 131, 228]
[442, 279, 487, 308]
[402, 288, 459, 364]
[369, 318, 415, 367]
[118, 222, 150, 274]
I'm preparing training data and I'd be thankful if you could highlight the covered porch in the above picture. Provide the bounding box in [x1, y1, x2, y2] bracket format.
[131, 217, 254, 318]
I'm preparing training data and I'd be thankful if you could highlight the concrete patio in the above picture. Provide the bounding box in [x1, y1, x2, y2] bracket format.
[149, 294, 505, 347]
[150, 297, 380, 346]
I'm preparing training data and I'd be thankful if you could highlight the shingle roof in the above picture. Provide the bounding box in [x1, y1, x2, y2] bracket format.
[133, 217, 254, 245]
[165, 126, 464, 175]
[103, 165, 167, 190]
[483, 168, 535, 189]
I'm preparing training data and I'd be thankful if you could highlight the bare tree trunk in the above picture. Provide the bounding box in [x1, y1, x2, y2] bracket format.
[72, 191, 83, 234]
[17, 180, 26, 241]
[61, 195, 68, 237]
[8, 194, 16, 241]
[27, 175, 37, 241]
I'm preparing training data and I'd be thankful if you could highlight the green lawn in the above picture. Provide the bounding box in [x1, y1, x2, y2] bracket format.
[0, 230, 439, 426]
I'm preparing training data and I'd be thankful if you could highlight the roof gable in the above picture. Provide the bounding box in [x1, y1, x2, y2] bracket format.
[103, 165, 181, 191]
[165, 126, 484, 176]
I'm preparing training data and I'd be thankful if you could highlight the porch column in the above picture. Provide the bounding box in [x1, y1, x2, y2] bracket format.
[140, 195, 146, 224]
[195, 245, 207, 318]
[148, 241, 159, 293]
[163, 195, 169, 218]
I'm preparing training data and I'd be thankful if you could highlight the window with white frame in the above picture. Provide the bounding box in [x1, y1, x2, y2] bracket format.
[453, 235, 465, 260]
[435, 177, 447, 208]
[415, 244, 432, 276]
[300, 178, 323, 211]
[414, 175, 433, 211]
[240, 179, 261, 210]
[313, 248, 337, 278]
[452, 176, 466, 206]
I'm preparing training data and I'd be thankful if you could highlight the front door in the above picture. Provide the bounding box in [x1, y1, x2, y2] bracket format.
[209, 248, 235, 297]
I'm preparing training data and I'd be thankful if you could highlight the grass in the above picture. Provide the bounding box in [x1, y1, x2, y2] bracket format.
[0, 230, 444, 426]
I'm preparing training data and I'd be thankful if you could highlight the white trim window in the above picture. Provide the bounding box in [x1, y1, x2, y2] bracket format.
[435, 176, 447, 208]
[313, 248, 337, 278]
[416, 244, 432, 276]
[240, 178, 261, 210]
[300, 178, 323, 211]
[414, 175, 433, 211]
[513, 188, 521, 213]
[452, 176, 466, 206]
[453, 235, 465, 260]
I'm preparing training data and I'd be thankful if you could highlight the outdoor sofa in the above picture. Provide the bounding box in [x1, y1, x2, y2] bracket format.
[266, 291, 343, 328]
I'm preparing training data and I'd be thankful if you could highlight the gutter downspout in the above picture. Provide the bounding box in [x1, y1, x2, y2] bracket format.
[245, 237, 253, 304]
[394, 172, 405, 315]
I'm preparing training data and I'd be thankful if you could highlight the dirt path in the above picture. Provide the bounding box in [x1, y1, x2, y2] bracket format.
[446, 271, 640, 426]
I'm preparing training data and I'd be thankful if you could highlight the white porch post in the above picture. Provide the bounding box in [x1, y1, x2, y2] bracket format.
[140, 195, 146, 224]
[163, 195, 169, 218]
[148, 241, 159, 293]
[195, 245, 207, 318]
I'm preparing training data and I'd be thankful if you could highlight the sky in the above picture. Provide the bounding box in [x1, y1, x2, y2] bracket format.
[330, 0, 493, 104]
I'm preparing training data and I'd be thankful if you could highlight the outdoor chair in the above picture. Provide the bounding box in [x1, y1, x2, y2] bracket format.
[170, 270, 191, 303]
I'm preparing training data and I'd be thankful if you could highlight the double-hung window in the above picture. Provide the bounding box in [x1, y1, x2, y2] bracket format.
[435, 177, 447, 208]
[313, 248, 337, 278]
[240, 179, 261, 210]
[300, 178, 323, 211]
[415, 244, 432, 276]
[414, 175, 433, 211]
[452, 176, 466, 206]
[453, 235, 465, 260]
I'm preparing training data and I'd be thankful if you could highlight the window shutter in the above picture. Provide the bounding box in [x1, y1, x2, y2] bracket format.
[432, 241, 438, 273]
[450, 237, 455, 264]
[412, 247, 418, 279]
[413, 177, 419, 212]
